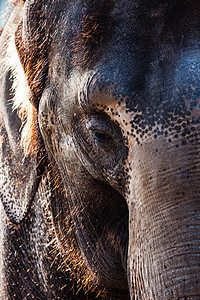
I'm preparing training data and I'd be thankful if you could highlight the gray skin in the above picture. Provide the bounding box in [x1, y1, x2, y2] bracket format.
[0, 0, 200, 299]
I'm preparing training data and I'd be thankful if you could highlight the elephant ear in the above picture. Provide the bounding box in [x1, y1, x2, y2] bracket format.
[0, 3, 44, 224]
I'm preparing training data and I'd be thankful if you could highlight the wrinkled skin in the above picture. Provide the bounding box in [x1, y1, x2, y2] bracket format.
[0, 0, 200, 299]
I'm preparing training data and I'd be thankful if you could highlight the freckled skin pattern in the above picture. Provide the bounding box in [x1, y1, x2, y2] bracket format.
[0, 1, 200, 299]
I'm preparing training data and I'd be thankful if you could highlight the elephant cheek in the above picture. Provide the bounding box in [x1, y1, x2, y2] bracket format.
[126, 143, 200, 299]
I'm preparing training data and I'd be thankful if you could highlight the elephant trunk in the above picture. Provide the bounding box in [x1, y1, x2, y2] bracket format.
[127, 139, 200, 299]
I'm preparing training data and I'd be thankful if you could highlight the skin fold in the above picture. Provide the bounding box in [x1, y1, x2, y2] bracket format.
[0, 0, 199, 299]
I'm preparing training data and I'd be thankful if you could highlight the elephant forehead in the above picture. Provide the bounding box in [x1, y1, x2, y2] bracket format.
[75, 62, 200, 149]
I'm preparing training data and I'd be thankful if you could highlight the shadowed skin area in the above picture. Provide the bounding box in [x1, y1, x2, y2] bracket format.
[0, 0, 200, 299]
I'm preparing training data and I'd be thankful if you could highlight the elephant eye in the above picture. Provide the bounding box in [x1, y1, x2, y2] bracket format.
[85, 116, 121, 151]
[90, 130, 114, 145]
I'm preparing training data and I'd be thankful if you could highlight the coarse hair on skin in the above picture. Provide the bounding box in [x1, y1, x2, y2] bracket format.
[5, 33, 38, 156]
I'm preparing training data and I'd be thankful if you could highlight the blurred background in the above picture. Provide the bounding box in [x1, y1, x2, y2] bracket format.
[0, 0, 10, 27]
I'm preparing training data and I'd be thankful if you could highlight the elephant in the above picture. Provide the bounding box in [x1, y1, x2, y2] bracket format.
[0, 0, 200, 299]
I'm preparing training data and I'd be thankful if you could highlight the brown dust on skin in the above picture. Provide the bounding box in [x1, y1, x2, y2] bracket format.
[15, 22, 49, 105]
[71, 1, 113, 68]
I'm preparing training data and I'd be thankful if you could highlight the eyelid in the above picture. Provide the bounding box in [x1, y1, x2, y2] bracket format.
[85, 117, 122, 143]
[86, 118, 113, 134]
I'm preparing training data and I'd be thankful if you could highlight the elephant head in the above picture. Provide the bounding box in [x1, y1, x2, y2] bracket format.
[1, 0, 200, 299]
